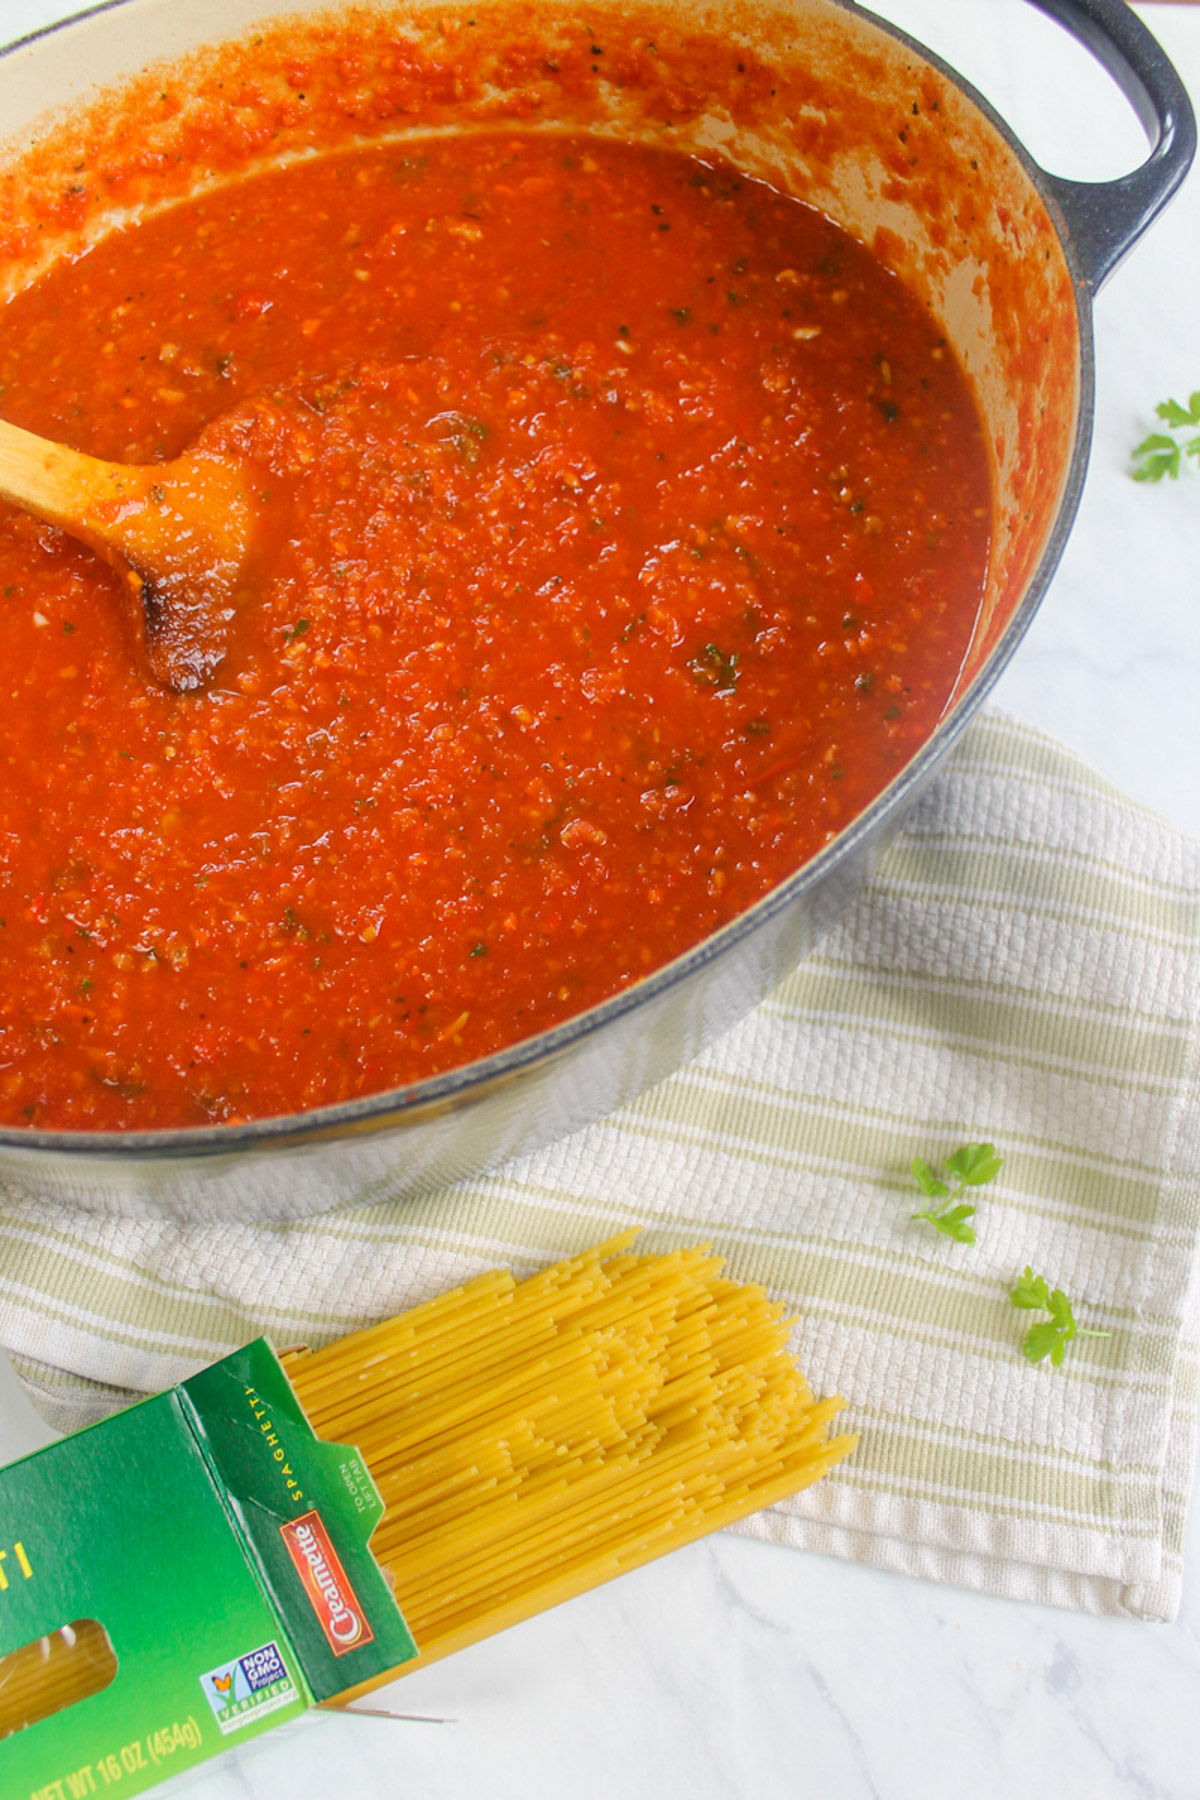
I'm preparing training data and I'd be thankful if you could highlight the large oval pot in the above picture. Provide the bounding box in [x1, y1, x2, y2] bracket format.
[0, 0, 1192, 1219]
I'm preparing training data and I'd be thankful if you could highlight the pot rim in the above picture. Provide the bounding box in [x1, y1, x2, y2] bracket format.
[0, 0, 1112, 1163]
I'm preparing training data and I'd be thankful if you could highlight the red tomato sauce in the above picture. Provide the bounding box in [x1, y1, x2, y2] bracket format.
[0, 132, 989, 1129]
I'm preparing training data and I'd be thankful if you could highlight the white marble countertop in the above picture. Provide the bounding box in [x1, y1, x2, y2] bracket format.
[1, 2, 1199, 1796]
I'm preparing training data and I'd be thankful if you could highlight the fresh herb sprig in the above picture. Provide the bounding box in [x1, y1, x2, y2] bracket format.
[910, 1142, 1002, 1245]
[1132, 391, 1200, 482]
[1010, 1267, 1111, 1367]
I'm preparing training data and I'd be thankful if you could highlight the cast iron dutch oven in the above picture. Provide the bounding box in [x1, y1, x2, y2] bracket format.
[0, 0, 1192, 1218]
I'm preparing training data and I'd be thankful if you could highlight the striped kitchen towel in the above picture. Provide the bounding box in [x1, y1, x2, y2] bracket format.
[0, 709, 1198, 1621]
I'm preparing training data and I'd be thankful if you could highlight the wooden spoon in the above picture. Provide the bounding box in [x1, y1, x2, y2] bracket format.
[0, 417, 260, 690]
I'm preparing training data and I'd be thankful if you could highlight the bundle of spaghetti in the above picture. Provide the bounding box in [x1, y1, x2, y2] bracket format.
[284, 1231, 855, 1674]
[0, 1621, 116, 1738]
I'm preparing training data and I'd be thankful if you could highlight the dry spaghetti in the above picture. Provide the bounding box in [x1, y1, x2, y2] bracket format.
[284, 1232, 855, 1673]
[0, 1621, 117, 1737]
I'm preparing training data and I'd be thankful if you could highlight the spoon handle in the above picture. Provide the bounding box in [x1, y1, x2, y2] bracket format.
[0, 416, 158, 561]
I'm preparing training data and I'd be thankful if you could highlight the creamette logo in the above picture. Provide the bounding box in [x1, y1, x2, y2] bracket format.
[280, 1509, 374, 1656]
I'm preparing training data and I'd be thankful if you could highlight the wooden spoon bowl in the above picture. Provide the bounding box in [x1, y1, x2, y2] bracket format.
[0, 418, 260, 689]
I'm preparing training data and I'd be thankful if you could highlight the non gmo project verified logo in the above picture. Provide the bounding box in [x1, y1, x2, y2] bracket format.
[200, 1640, 298, 1736]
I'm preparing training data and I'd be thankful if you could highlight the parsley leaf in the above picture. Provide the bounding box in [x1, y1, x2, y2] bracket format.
[1132, 433, 1181, 482]
[911, 1157, 949, 1201]
[926, 1202, 977, 1243]
[945, 1142, 1004, 1187]
[1022, 1318, 1071, 1367]
[1010, 1265, 1111, 1367]
[1010, 1267, 1053, 1312]
[910, 1141, 1002, 1244]
[1157, 391, 1200, 429]
[1132, 391, 1200, 481]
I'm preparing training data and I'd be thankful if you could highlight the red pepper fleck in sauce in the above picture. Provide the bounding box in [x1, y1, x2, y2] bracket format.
[0, 132, 989, 1129]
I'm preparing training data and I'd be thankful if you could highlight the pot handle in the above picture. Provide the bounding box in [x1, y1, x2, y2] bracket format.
[1027, 0, 1196, 291]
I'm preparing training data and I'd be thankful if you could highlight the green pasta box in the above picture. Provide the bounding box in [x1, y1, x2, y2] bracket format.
[0, 1340, 417, 1798]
